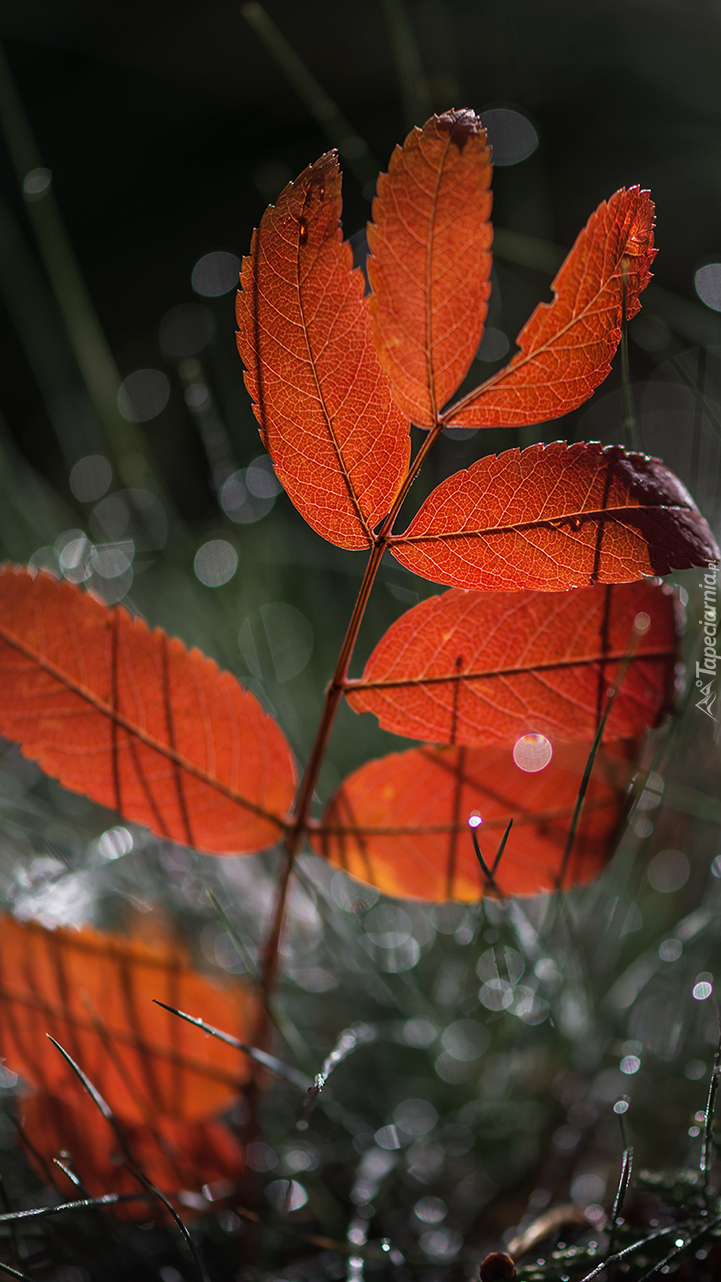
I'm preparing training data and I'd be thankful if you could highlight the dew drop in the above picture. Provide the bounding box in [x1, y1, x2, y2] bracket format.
[298, 217, 308, 245]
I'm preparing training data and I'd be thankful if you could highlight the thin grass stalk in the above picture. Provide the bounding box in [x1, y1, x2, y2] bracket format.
[240, 4, 378, 192]
[380, 0, 433, 127]
[607, 1144, 633, 1258]
[46, 1037, 207, 1282]
[700, 1027, 721, 1199]
[0, 1194, 148, 1224]
[556, 619, 644, 890]
[151, 1000, 312, 1090]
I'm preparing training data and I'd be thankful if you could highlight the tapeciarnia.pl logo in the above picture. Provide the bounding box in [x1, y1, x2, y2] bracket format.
[696, 570, 718, 721]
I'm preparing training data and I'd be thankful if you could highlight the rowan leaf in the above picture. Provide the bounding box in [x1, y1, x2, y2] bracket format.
[367, 109, 493, 427]
[345, 581, 678, 746]
[389, 442, 720, 590]
[0, 914, 252, 1122]
[312, 740, 636, 900]
[236, 151, 410, 549]
[0, 568, 296, 853]
[22, 1093, 244, 1216]
[444, 186, 656, 427]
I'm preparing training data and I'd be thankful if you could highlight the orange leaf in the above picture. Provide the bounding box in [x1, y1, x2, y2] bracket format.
[367, 109, 493, 427]
[313, 741, 636, 900]
[346, 581, 678, 746]
[444, 186, 656, 427]
[441, 185, 654, 428]
[236, 152, 410, 549]
[0, 914, 252, 1123]
[390, 442, 719, 590]
[0, 567, 295, 853]
[22, 1092, 244, 1217]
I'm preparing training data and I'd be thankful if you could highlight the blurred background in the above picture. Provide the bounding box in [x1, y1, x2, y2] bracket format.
[0, 2, 720, 1279]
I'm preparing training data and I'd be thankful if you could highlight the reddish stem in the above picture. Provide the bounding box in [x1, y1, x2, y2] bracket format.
[257, 421, 444, 1024]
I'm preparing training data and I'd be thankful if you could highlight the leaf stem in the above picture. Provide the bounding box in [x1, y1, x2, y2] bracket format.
[257, 422, 444, 1017]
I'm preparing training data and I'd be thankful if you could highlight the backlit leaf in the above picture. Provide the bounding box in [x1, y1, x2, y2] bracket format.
[346, 581, 678, 746]
[0, 914, 252, 1122]
[390, 442, 719, 590]
[367, 109, 493, 427]
[236, 152, 410, 549]
[22, 1092, 244, 1217]
[444, 186, 656, 427]
[0, 567, 296, 853]
[312, 741, 637, 900]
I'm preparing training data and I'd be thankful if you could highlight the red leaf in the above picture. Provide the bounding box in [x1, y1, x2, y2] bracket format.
[312, 740, 636, 899]
[22, 1093, 244, 1217]
[0, 914, 252, 1122]
[236, 152, 410, 549]
[390, 442, 719, 590]
[0, 568, 296, 854]
[346, 581, 678, 746]
[367, 109, 493, 427]
[444, 187, 656, 427]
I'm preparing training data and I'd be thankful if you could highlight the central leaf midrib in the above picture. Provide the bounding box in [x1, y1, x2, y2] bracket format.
[443, 233, 633, 422]
[0, 621, 286, 829]
[295, 230, 372, 543]
[390, 501, 686, 544]
[346, 644, 672, 692]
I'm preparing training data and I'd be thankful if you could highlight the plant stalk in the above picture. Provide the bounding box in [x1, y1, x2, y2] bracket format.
[256, 421, 444, 1022]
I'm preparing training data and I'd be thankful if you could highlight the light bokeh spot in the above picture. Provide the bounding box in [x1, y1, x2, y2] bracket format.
[647, 848, 689, 893]
[476, 326, 510, 362]
[658, 937, 682, 962]
[23, 167, 52, 200]
[98, 826, 133, 861]
[191, 250, 241, 297]
[402, 1018, 437, 1048]
[513, 732, 553, 772]
[695, 263, 721, 311]
[570, 1172, 606, 1204]
[159, 304, 216, 358]
[265, 1179, 307, 1211]
[440, 1019, 489, 1062]
[482, 108, 538, 165]
[90, 543, 133, 579]
[69, 455, 112, 503]
[414, 1197, 446, 1224]
[194, 539, 238, 587]
[118, 370, 170, 422]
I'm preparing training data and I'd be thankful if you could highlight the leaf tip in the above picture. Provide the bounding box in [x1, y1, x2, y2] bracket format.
[435, 107, 488, 151]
